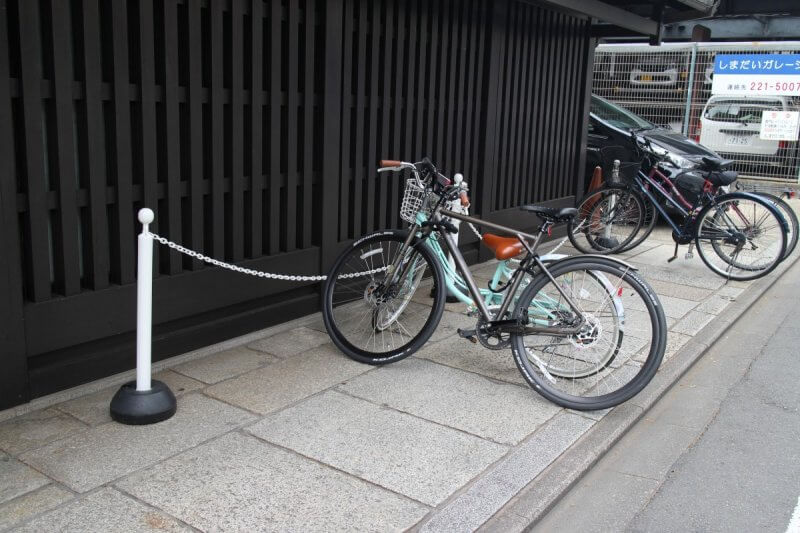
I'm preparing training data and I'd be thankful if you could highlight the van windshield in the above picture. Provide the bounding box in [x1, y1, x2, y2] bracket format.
[590, 95, 655, 131]
[704, 100, 782, 124]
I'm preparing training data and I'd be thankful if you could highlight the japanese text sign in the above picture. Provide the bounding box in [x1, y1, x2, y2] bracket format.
[712, 54, 800, 96]
[760, 111, 800, 141]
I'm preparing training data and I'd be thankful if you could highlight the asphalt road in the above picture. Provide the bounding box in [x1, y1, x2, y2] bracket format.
[534, 260, 800, 533]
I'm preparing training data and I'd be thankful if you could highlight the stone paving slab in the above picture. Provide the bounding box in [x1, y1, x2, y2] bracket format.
[12, 487, 191, 533]
[246, 326, 332, 357]
[247, 390, 509, 506]
[57, 370, 204, 426]
[0, 484, 73, 530]
[626, 292, 697, 319]
[339, 358, 560, 445]
[118, 432, 428, 532]
[634, 262, 727, 290]
[663, 331, 693, 361]
[0, 408, 87, 456]
[695, 292, 736, 315]
[0, 453, 51, 504]
[420, 412, 594, 532]
[671, 310, 717, 336]
[414, 336, 529, 387]
[172, 345, 277, 384]
[204, 344, 367, 414]
[19, 394, 255, 492]
[643, 278, 714, 302]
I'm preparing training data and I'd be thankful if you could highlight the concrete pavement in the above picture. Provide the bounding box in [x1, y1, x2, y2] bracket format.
[0, 226, 797, 532]
[534, 255, 800, 533]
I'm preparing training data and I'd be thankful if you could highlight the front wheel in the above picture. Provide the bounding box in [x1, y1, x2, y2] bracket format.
[510, 258, 666, 410]
[322, 230, 446, 365]
[694, 193, 787, 281]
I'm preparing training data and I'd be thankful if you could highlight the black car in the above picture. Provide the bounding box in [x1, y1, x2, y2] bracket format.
[586, 94, 723, 189]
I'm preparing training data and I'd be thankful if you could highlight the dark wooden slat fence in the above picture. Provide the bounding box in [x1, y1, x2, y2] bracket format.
[0, 0, 593, 409]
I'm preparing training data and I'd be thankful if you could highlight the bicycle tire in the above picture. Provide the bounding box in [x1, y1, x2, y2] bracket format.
[694, 193, 787, 281]
[568, 186, 644, 255]
[510, 257, 666, 410]
[755, 192, 798, 260]
[322, 230, 446, 365]
[523, 267, 624, 379]
[618, 193, 658, 253]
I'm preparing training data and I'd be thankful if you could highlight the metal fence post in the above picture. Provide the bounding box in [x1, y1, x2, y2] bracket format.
[682, 43, 697, 136]
[110, 208, 177, 425]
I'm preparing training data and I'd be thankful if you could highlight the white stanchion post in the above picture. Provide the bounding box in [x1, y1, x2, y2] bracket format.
[136, 208, 154, 391]
[109, 208, 176, 425]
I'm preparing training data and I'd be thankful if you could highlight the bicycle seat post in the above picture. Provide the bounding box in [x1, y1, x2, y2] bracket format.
[522, 221, 552, 256]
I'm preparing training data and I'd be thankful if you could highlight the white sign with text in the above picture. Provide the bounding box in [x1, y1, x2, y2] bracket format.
[759, 110, 800, 141]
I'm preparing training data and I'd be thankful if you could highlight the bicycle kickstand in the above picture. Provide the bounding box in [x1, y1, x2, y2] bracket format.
[668, 242, 679, 263]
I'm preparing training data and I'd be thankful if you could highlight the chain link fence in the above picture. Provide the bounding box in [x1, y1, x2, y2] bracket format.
[593, 42, 800, 183]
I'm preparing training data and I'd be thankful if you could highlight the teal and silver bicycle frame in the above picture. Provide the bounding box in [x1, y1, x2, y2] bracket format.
[388, 204, 588, 334]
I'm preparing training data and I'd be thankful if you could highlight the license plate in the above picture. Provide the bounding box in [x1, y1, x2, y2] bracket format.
[640, 74, 652, 81]
[725, 136, 751, 146]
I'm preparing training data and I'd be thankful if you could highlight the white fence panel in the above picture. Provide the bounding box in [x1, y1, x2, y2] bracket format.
[594, 42, 800, 183]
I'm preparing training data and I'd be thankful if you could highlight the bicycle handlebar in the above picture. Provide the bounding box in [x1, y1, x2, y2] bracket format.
[376, 158, 470, 203]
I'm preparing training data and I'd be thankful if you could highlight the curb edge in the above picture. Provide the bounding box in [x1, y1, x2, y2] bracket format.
[481, 251, 800, 532]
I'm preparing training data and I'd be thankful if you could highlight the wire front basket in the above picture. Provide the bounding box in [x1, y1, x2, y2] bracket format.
[600, 145, 642, 184]
[400, 178, 429, 223]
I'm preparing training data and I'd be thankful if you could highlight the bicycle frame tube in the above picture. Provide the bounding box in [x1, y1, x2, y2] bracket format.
[439, 230, 493, 320]
[634, 172, 690, 236]
[440, 208, 541, 241]
[433, 206, 585, 328]
[434, 207, 544, 321]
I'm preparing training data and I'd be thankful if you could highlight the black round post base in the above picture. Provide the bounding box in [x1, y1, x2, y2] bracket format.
[110, 380, 177, 425]
[594, 236, 620, 250]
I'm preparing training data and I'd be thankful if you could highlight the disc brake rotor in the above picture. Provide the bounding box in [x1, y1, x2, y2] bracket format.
[568, 313, 602, 349]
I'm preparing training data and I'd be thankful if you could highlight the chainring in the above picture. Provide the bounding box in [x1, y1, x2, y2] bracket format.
[671, 230, 693, 245]
[475, 316, 512, 350]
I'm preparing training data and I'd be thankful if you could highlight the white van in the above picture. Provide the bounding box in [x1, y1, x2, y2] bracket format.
[698, 95, 799, 174]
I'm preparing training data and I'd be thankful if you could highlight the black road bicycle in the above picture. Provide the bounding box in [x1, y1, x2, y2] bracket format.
[568, 134, 789, 281]
[322, 158, 667, 411]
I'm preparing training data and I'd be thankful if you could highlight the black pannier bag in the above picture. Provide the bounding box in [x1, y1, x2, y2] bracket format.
[673, 171, 706, 207]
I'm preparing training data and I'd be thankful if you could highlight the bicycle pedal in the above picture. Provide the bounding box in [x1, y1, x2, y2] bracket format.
[457, 328, 478, 344]
[685, 252, 694, 260]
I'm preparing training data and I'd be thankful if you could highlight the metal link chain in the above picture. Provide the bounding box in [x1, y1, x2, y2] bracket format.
[149, 216, 584, 283]
[150, 233, 386, 281]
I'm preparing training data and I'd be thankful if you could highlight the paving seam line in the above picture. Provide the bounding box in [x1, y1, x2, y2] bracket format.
[481, 252, 800, 532]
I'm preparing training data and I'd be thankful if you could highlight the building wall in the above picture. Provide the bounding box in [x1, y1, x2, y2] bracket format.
[0, 0, 592, 408]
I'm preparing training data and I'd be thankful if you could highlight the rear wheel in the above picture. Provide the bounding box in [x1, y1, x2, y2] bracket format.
[694, 194, 787, 281]
[619, 195, 658, 252]
[510, 258, 666, 410]
[755, 193, 798, 259]
[322, 230, 445, 364]
[568, 186, 644, 254]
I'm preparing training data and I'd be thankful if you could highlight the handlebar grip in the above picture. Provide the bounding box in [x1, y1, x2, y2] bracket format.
[379, 160, 403, 168]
